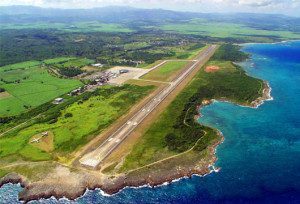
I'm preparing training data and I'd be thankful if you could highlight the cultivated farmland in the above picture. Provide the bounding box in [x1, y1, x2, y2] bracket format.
[0, 61, 82, 116]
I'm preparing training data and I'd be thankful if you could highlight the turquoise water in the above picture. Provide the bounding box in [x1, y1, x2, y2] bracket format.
[1, 41, 299, 203]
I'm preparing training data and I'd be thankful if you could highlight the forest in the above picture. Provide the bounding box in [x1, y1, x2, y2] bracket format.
[0, 29, 210, 67]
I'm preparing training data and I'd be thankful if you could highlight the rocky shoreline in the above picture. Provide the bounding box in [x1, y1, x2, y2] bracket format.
[0, 82, 271, 203]
[0, 131, 224, 203]
[250, 81, 273, 108]
[196, 81, 272, 120]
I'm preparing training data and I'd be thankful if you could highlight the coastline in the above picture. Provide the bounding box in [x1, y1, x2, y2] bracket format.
[196, 81, 272, 116]
[237, 39, 300, 46]
[0, 46, 274, 203]
[0, 109, 226, 203]
[250, 81, 273, 108]
[0, 80, 270, 203]
[0, 134, 223, 203]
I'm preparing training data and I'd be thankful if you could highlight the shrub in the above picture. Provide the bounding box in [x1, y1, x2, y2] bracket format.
[64, 113, 73, 118]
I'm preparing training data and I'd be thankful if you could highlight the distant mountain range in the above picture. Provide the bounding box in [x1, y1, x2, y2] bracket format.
[1, 5, 300, 32]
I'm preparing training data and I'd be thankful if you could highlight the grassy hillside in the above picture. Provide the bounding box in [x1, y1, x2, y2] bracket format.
[0, 85, 154, 162]
[0, 22, 132, 33]
[120, 45, 264, 171]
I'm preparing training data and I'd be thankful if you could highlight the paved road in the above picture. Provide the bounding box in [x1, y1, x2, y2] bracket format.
[79, 45, 217, 168]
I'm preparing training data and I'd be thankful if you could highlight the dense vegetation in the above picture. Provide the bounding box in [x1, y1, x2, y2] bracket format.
[58, 67, 83, 77]
[2, 7, 298, 67]
[211, 44, 249, 62]
[121, 45, 263, 171]
[0, 29, 208, 67]
[163, 60, 262, 152]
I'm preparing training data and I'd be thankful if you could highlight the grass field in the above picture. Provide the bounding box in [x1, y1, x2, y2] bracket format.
[0, 169, 8, 178]
[173, 43, 206, 60]
[120, 59, 263, 172]
[0, 61, 82, 116]
[142, 61, 188, 82]
[137, 44, 205, 69]
[0, 91, 11, 99]
[0, 85, 154, 162]
[160, 19, 300, 41]
[124, 42, 150, 50]
[43, 57, 77, 65]
[126, 79, 164, 87]
[0, 22, 133, 33]
[44, 57, 95, 69]
[53, 58, 95, 69]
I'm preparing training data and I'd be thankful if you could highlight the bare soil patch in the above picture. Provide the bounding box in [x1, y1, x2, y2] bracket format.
[0, 91, 11, 99]
[205, 65, 220, 73]
[82, 66, 100, 72]
[29, 131, 54, 152]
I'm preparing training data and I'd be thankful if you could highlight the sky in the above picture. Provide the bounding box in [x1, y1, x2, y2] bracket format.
[1, 0, 300, 17]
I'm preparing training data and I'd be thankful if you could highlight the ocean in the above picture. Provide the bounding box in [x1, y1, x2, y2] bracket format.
[1, 41, 299, 204]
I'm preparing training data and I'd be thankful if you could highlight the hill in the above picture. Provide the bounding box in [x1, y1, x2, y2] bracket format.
[0, 6, 300, 32]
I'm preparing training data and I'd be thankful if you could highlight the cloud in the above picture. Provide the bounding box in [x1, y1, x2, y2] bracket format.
[0, 0, 299, 16]
[238, 0, 273, 7]
[237, 0, 287, 7]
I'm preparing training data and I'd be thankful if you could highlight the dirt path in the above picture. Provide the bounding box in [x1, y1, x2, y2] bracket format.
[0, 115, 40, 138]
[0, 161, 51, 169]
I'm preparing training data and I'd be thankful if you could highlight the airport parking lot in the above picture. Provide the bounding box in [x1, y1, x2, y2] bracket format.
[107, 66, 149, 85]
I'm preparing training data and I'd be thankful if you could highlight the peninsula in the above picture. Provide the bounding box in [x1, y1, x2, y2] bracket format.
[0, 42, 272, 202]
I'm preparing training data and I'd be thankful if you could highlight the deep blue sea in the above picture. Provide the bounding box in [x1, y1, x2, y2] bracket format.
[1, 41, 299, 204]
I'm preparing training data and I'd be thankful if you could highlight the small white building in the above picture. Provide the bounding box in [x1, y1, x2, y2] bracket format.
[53, 98, 64, 104]
[92, 63, 103, 68]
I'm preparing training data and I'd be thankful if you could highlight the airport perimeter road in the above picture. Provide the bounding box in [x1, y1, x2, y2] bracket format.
[79, 45, 218, 169]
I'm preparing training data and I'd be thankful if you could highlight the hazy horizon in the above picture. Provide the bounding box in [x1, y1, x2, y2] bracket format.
[1, 0, 300, 17]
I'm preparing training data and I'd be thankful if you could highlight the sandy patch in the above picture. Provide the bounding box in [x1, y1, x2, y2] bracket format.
[205, 65, 220, 73]
[29, 131, 54, 152]
[0, 91, 11, 99]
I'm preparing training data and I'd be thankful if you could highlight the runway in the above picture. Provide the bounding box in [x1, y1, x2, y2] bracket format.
[79, 45, 217, 168]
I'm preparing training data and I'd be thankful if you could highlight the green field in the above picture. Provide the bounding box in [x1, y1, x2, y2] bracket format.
[160, 19, 300, 41]
[0, 21, 133, 33]
[120, 47, 264, 172]
[0, 61, 82, 116]
[124, 42, 150, 50]
[44, 57, 95, 69]
[43, 57, 77, 65]
[137, 44, 205, 69]
[0, 85, 154, 162]
[173, 43, 206, 60]
[50, 58, 95, 69]
[142, 61, 188, 81]
[0, 169, 8, 178]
